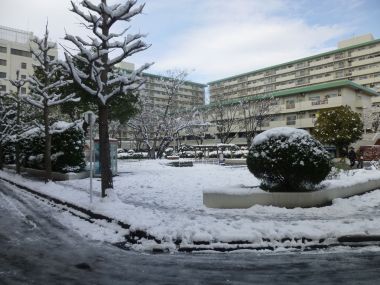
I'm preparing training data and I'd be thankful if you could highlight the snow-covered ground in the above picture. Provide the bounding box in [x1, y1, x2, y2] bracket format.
[1, 160, 380, 251]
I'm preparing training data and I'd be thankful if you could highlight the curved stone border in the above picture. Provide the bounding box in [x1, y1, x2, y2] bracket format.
[203, 178, 380, 208]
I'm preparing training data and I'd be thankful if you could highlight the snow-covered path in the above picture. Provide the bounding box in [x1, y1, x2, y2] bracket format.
[3, 179, 380, 284]
[54, 160, 380, 246]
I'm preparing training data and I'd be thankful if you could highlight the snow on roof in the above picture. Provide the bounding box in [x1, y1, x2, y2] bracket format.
[253, 127, 310, 145]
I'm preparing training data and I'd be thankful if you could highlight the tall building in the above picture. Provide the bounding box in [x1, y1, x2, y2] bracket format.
[208, 34, 380, 104]
[115, 62, 206, 149]
[116, 62, 206, 109]
[0, 25, 58, 94]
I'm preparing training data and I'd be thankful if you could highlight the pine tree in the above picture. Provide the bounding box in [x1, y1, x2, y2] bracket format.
[313, 105, 363, 157]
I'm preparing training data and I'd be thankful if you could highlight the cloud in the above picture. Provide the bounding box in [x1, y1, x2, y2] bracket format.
[0, 0, 369, 84]
[145, 0, 348, 82]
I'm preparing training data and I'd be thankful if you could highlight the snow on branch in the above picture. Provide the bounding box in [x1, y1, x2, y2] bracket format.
[64, 0, 152, 105]
[23, 24, 79, 110]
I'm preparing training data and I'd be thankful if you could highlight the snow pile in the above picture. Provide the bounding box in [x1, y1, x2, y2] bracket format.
[252, 127, 310, 146]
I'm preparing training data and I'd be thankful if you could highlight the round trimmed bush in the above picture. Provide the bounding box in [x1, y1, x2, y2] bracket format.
[247, 127, 331, 192]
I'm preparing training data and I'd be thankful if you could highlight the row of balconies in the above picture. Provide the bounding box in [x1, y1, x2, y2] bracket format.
[210, 46, 380, 90]
[270, 96, 344, 114]
[211, 59, 380, 94]
[265, 117, 315, 129]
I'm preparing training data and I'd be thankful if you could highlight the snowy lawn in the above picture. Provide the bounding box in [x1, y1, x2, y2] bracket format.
[1, 159, 380, 250]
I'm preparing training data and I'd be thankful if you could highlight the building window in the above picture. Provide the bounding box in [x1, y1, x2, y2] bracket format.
[0, 59, 6, 66]
[286, 115, 296, 125]
[286, 99, 295, 109]
[21, 62, 27, 69]
[0, 85, 5, 92]
[48, 55, 55, 61]
[10, 48, 32, 58]
[21, 87, 27, 94]
[309, 95, 320, 101]
[0, 46, 6, 53]
[0, 72, 6, 78]
[21, 75, 26, 79]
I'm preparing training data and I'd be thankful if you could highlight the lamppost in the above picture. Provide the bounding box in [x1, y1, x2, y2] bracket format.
[83, 111, 96, 203]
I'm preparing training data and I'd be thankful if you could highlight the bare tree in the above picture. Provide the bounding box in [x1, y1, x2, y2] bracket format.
[128, 70, 206, 158]
[22, 25, 79, 182]
[206, 100, 241, 144]
[64, 0, 151, 197]
[362, 105, 380, 133]
[240, 94, 278, 145]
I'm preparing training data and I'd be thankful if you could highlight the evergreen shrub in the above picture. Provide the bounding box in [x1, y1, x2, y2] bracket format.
[5, 122, 85, 173]
[247, 127, 331, 192]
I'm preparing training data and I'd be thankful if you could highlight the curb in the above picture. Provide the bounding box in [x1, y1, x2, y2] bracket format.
[0, 176, 160, 245]
[1, 175, 380, 253]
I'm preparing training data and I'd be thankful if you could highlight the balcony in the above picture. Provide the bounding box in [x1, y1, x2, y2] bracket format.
[311, 99, 328, 106]
[276, 97, 343, 114]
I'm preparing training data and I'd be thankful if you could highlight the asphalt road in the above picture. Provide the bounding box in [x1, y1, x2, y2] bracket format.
[1, 180, 380, 285]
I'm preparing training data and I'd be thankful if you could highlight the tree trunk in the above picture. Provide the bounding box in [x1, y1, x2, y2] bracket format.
[0, 144, 3, 170]
[98, 102, 113, 197]
[44, 107, 52, 182]
[15, 141, 20, 174]
[15, 99, 21, 174]
[97, 0, 113, 197]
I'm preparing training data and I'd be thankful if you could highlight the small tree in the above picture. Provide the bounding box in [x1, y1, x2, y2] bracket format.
[313, 106, 363, 157]
[6, 70, 31, 174]
[362, 105, 380, 133]
[22, 25, 79, 182]
[0, 98, 16, 169]
[206, 100, 241, 144]
[64, 0, 151, 197]
[128, 70, 206, 159]
[240, 94, 278, 146]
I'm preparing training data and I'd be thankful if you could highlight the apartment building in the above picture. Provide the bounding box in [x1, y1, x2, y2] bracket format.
[116, 62, 206, 110]
[115, 62, 206, 149]
[208, 34, 380, 104]
[0, 25, 58, 94]
[201, 80, 378, 146]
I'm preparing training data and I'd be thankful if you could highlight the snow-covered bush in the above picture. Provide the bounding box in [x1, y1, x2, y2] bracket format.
[6, 122, 85, 173]
[247, 127, 331, 192]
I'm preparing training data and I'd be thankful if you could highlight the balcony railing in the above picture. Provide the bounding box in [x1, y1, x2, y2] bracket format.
[311, 99, 328, 106]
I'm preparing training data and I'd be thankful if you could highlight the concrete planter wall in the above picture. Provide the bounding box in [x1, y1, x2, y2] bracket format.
[203, 178, 380, 209]
[224, 159, 247, 166]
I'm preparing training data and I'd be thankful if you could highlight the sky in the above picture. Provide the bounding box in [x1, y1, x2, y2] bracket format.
[0, 0, 379, 84]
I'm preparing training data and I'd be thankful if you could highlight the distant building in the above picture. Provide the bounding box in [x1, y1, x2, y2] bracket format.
[0, 25, 58, 94]
[208, 34, 380, 104]
[200, 34, 380, 146]
[115, 62, 206, 149]
[116, 62, 206, 109]
[201, 80, 378, 146]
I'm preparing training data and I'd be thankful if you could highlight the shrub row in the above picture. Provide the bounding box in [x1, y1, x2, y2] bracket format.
[4, 122, 86, 173]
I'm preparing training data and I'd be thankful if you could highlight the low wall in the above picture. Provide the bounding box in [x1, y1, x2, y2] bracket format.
[5, 165, 89, 181]
[224, 159, 247, 166]
[203, 178, 380, 209]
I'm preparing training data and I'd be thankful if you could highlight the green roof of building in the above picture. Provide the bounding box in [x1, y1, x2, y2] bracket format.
[271, 79, 379, 97]
[142, 72, 207, 88]
[208, 38, 380, 85]
[209, 80, 379, 107]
